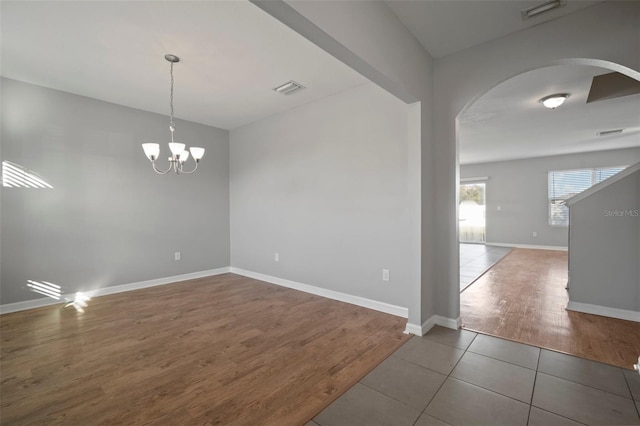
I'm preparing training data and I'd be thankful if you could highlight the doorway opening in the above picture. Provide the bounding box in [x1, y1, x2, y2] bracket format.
[455, 59, 640, 368]
[459, 182, 485, 243]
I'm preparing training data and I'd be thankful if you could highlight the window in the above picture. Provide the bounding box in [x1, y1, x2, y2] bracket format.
[548, 166, 626, 226]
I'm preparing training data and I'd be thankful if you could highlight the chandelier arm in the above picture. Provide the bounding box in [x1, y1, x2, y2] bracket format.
[151, 161, 174, 175]
[176, 161, 199, 175]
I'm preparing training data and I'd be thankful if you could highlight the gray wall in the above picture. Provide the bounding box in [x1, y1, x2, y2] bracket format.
[230, 83, 417, 310]
[254, 0, 639, 326]
[1, 78, 230, 305]
[568, 169, 639, 311]
[258, 0, 430, 327]
[460, 148, 640, 247]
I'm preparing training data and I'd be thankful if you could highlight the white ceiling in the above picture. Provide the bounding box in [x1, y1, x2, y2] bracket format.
[385, 0, 601, 59]
[458, 64, 640, 164]
[0, 1, 368, 130]
[386, 0, 639, 164]
[2, 1, 638, 164]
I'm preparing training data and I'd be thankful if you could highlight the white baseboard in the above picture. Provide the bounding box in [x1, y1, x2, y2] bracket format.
[0, 267, 231, 315]
[404, 323, 425, 335]
[404, 315, 462, 335]
[486, 242, 568, 251]
[567, 301, 640, 322]
[435, 315, 463, 330]
[229, 267, 408, 318]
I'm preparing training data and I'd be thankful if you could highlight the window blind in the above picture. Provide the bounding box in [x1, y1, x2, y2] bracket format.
[548, 166, 626, 226]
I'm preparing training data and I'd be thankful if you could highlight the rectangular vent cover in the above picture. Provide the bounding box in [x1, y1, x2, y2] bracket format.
[597, 129, 624, 137]
[273, 80, 305, 95]
[521, 0, 566, 20]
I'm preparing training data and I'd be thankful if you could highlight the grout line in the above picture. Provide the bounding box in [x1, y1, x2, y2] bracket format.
[443, 338, 536, 407]
[621, 370, 640, 418]
[465, 347, 539, 372]
[528, 406, 590, 426]
[446, 376, 532, 407]
[417, 327, 632, 425]
[335, 325, 633, 426]
[357, 334, 467, 425]
[410, 332, 479, 426]
[357, 381, 418, 411]
[533, 370, 635, 401]
[535, 371, 638, 416]
[526, 347, 543, 425]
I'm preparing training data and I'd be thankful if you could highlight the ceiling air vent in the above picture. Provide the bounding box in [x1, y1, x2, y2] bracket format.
[273, 80, 305, 95]
[521, 0, 566, 20]
[597, 129, 624, 137]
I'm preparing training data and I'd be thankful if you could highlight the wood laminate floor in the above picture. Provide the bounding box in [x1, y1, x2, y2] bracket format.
[460, 248, 640, 370]
[0, 274, 408, 425]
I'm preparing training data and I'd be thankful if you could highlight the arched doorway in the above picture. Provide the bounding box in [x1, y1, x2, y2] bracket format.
[455, 59, 640, 367]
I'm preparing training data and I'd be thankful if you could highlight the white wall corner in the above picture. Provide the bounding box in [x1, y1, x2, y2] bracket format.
[0, 267, 231, 315]
[404, 315, 461, 335]
[404, 322, 429, 335]
[230, 267, 409, 318]
[567, 301, 640, 323]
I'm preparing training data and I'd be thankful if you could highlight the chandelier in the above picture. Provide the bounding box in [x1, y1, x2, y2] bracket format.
[142, 54, 205, 174]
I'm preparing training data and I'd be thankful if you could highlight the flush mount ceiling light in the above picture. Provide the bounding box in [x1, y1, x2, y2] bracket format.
[539, 93, 570, 109]
[142, 54, 205, 175]
[521, 0, 566, 20]
[273, 80, 305, 95]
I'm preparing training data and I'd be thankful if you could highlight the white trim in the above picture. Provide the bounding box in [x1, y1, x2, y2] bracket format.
[567, 301, 640, 323]
[486, 242, 567, 251]
[229, 267, 408, 318]
[0, 267, 231, 315]
[404, 315, 462, 335]
[435, 315, 463, 330]
[404, 323, 425, 335]
[0, 298, 61, 314]
[460, 176, 489, 182]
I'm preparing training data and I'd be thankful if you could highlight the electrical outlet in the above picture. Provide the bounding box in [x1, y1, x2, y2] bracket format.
[382, 269, 390, 282]
[274, 252, 279, 262]
[497, 205, 502, 211]
[175, 251, 181, 261]
[532, 231, 537, 237]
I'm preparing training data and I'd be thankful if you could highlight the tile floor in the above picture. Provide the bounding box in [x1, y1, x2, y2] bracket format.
[307, 326, 640, 426]
[459, 243, 512, 291]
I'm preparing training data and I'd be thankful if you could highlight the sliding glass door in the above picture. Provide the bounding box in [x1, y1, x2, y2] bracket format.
[459, 182, 486, 243]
